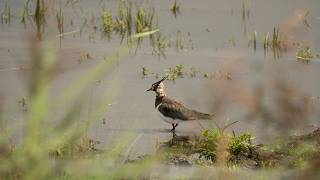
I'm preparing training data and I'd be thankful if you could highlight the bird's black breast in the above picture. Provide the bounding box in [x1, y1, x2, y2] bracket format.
[155, 96, 164, 108]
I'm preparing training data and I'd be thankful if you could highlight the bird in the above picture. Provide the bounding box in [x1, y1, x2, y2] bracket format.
[146, 77, 214, 132]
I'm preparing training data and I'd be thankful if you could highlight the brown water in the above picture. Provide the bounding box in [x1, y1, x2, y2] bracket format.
[1, 0, 320, 158]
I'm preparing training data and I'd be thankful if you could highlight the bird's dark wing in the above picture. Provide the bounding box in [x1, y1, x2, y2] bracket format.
[158, 102, 191, 120]
[158, 97, 214, 121]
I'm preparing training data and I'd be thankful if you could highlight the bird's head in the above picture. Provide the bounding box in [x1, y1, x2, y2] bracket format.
[146, 76, 167, 96]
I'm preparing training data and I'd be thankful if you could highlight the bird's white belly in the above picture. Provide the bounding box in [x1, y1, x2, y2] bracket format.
[158, 111, 182, 124]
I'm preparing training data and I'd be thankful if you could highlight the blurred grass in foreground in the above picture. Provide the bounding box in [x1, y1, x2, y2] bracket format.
[0, 30, 158, 179]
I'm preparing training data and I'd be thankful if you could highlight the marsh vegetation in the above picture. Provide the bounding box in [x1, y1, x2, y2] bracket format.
[1, 0, 320, 179]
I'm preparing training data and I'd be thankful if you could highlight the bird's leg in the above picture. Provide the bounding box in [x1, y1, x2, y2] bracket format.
[170, 123, 176, 132]
[170, 123, 179, 132]
[174, 123, 178, 128]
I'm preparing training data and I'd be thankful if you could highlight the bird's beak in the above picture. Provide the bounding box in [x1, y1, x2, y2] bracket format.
[146, 87, 152, 92]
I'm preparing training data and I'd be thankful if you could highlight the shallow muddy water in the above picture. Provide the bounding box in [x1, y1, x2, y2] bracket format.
[1, 0, 320, 158]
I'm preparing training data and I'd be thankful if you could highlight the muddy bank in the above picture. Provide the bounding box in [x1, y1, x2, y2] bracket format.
[152, 128, 320, 169]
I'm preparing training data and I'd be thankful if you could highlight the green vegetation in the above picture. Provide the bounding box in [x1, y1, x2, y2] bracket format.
[272, 27, 280, 48]
[142, 65, 232, 81]
[1, 1, 11, 25]
[100, 1, 156, 41]
[159, 128, 320, 169]
[196, 130, 255, 163]
[229, 133, 254, 155]
[98, 0, 191, 58]
[197, 129, 224, 161]
[34, 0, 47, 40]
[142, 66, 148, 78]
[166, 64, 185, 81]
[56, 7, 64, 46]
[101, 11, 116, 37]
[242, 0, 251, 21]
[241, 0, 251, 35]
[135, 6, 155, 34]
[248, 31, 257, 51]
[1, 0, 193, 58]
[263, 32, 270, 51]
[170, 0, 181, 18]
[296, 45, 313, 63]
[21, 0, 31, 27]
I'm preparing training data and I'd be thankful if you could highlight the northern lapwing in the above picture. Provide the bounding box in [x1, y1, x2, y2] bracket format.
[147, 77, 214, 132]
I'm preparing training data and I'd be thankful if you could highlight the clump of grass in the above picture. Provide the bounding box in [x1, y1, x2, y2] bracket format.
[34, 0, 47, 40]
[272, 27, 280, 48]
[101, 11, 116, 38]
[242, 0, 250, 21]
[241, 0, 250, 35]
[170, 0, 180, 18]
[56, 8, 64, 46]
[135, 5, 155, 34]
[1, 1, 11, 25]
[229, 133, 254, 155]
[21, 0, 31, 27]
[98, 1, 191, 58]
[296, 45, 313, 63]
[196, 130, 255, 163]
[99, 1, 162, 55]
[115, 0, 130, 39]
[142, 66, 232, 81]
[197, 129, 225, 161]
[263, 32, 270, 53]
[142, 67, 148, 79]
[248, 31, 257, 51]
[165, 64, 184, 81]
[253, 31, 257, 51]
[268, 27, 286, 59]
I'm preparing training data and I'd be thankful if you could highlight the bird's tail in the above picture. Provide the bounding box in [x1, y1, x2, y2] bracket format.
[192, 111, 215, 120]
